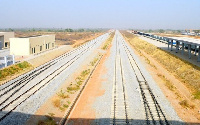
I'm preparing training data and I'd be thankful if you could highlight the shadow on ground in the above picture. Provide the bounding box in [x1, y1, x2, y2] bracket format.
[0, 111, 199, 125]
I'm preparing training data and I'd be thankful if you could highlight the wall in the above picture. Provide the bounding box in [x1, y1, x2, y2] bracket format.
[0, 32, 15, 48]
[10, 38, 30, 55]
[0, 36, 4, 50]
[10, 35, 55, 55]
[29, 35, 55, 54]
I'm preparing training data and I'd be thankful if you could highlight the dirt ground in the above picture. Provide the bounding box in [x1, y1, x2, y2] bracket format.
[124, 35, 200, 124]
[15, 31, 104, 45]
[67, 42, 111, 125]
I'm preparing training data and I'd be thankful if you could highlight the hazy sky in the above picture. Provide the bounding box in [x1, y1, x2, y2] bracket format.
[0, 0, 200, 29]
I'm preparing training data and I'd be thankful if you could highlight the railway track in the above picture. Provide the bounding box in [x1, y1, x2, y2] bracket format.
[111, 33, 130, 125]
[118, 31, 169, 125]
[0, 38, 98, 91]
[0, 33, 109, 122]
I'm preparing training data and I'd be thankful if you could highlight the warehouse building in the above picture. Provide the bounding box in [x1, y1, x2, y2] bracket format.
[0, 32, 15, 49]
[10, 35, 55, 55]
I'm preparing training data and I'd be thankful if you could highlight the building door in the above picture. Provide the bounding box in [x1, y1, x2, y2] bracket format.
[32, 48, 35, 54]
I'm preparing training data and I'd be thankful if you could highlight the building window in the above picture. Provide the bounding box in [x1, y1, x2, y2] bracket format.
[52, 43, 54, 47]
[46, 44, 47, 49]
[32, 47, 35, 54]
[5, 42, 7, 47]
[40, 46, 42, 51]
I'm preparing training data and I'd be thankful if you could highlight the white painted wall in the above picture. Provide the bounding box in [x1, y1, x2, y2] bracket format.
[10, 38, 30, 55]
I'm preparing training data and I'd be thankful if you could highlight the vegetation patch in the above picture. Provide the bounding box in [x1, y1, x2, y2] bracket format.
[179, 100, 195, 109]
[56, 89, 69, 99]
[102, 33, 114, 50]
[90, 58, 99, 66]
[0, 61, 32, 82]
[52, 98, 61, 108]
[193, 91, 200, 99]
[157, 74, 175, 91]
[38, 113, 56, 125]
[67, 85, 80, 92]
[67, 69, 90, 92]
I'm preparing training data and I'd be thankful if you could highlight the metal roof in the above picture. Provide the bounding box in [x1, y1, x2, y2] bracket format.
[169, 37, 200, 46]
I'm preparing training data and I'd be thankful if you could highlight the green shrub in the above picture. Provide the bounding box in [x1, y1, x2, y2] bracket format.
[0, 61, 32, 81]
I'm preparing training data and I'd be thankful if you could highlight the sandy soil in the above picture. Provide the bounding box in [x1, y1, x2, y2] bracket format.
[72, 33, 103, 47]
[125, 36, 200, 124]
[15, 31, 104, 45]
[67, 43, 111, 125]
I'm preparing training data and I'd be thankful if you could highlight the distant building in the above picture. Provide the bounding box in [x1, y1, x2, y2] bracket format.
[0, 32, 15, 49]
[10, 35, 55, 56]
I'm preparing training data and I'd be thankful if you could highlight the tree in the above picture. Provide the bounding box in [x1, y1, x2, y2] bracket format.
[8, 28, 14, 31]
[148, 29, 153, 33]
[69, 28, 73, 32]
[158, 29, 165, 33]
[177, 30, 181, 34]
[78, 29, 84, 32]
[65, 28, 74, 32]
[65, 29, 69, 32]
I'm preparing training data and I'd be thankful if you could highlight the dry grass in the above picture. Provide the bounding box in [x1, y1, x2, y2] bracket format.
[0, 61, 32, 82]
[179, 100, 195, 109]
[122, 31, 200, 100]
[102, 33, 114, 50]
[80, 69, 90, 78]
[73, 69, 91, 87]
[68, 70, 91, 88]
[56, 89, 69, 99]
[157, 73, 175, 91]
[15, 31, 103, 45]
[52, 97, 70, 111]
[90, 57, 99, 66]
[38, 113, 56, 125]
[52, 98, 61, 108]
[67, 85, 80, 92]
